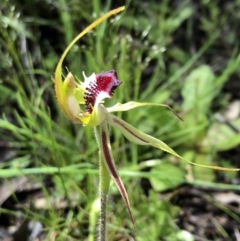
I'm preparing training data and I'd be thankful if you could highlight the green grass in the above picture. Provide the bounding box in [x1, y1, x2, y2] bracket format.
[1, 0, 240, 240]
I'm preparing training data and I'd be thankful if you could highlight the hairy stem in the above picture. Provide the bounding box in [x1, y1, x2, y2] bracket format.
[98, 150, 111, 241]
[94, 127, 111, 241]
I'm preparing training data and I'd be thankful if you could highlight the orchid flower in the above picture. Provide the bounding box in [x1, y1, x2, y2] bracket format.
[54, 6, 239, 235]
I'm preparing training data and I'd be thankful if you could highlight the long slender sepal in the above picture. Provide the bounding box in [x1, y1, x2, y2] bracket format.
[55, 6, 125, 88]
[99, 120, 135, 227]
[107, 101, 183, 121]
[108, 114, 240, 172]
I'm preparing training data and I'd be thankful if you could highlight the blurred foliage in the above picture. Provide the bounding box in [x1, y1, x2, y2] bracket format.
[1, 0, 240, 240]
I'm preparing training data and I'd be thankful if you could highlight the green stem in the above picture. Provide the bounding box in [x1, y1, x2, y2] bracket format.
[94, 126, 111, 241]
[99, 155, 111, 241]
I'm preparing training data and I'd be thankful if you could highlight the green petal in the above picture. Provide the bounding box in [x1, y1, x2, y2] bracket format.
[108, 114, 240, 172]
[62, 73, 82, 120]
[79, 105, 107, 127]
[74, 85, 85, 104]
[107, 101, 183, 121]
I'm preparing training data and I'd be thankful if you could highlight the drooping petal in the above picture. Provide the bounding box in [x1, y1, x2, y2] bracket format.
[99, 119, 135, 226]
[107, 114, 240, 171]
[107, 101, 183, 121]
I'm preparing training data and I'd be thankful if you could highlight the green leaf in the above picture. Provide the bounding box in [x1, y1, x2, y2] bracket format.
[178, 113, 208, 145]
[149, 162, 185, 191]
[164, 7, 193, 33]
[167, 230, 194, 241]
[201, 118, 240, 151]
[168, 47, 190, 64]
[181, 65, 215, 115]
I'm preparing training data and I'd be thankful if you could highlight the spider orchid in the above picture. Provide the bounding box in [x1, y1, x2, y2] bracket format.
[54, 7, 239, 231]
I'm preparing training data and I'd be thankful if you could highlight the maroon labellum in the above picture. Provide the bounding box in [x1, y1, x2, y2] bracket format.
[84, 70, 121, 113]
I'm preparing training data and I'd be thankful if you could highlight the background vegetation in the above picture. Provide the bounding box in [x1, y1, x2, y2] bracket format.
[1, 0, 240, 240]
